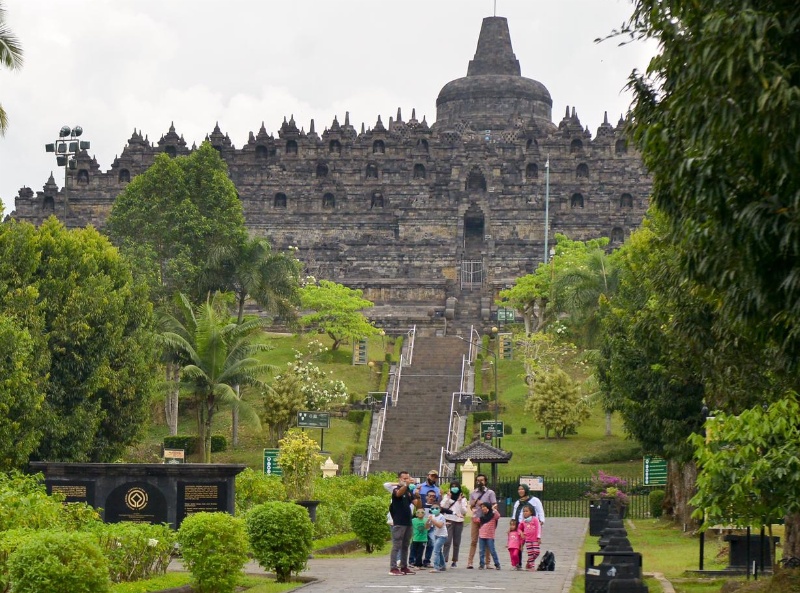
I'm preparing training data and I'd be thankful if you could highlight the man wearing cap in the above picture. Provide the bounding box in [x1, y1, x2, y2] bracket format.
[418, 469, 441, 502]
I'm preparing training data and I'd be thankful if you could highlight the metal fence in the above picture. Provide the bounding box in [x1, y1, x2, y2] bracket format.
[495, 475, 659, 520]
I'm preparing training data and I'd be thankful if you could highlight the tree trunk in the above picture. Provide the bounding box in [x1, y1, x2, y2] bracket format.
[784, 512, 800, 559]
[203, 402, 213, 463]
[605, 411, 612, 436]
[196, 403, 206, 463]
[231, 385, 240, 448]
[664, 459, 698, 528]
[165, 363, 179, 436]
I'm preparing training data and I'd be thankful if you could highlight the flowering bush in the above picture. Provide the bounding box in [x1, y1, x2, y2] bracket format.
[278, 340, 349, 410]
[585, 471, 629, 505]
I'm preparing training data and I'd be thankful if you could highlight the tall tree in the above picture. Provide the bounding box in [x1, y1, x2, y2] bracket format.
[0, 218, 157, 463]
[0, 2, 23, 135]
[161, 292, 270, 462]
[299, 280, 379, 350]
[107, 141, 247, 305]
[619, 0, 800, 553]
[205, 237, 301, 446]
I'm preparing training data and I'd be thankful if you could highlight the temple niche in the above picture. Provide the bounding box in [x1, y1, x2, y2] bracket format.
[11, 16, 650, 332]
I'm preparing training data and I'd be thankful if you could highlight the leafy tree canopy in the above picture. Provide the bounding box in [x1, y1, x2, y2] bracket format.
[623, 0, 800, 370]
[107, 141, 247, 304]
[0, 218, 157, 463]
[299, 280, 379, 350]
[0, 1, 24, 135]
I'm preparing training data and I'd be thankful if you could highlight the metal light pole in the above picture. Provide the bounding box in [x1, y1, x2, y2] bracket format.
[543, 154, 551, 263]
[45, 126, 90, 223]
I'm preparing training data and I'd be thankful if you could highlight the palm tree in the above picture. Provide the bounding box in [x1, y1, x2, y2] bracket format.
[161, 292, 271, 462]
[206, 237, 301, 446]
[0, 2, 24, 135]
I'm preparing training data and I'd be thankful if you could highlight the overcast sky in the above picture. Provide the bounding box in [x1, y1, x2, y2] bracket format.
[0, 0, 655, 216]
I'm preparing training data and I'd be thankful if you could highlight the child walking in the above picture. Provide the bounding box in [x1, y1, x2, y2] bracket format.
[472, 501, 501, 570]
[506, 518, 523, 570]
[519, 503, 541, 570]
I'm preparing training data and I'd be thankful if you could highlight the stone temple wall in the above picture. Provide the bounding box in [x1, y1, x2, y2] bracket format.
[11, 16, 651, 327]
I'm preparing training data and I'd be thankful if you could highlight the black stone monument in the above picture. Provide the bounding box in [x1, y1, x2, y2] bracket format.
[30, 462, 246, 529]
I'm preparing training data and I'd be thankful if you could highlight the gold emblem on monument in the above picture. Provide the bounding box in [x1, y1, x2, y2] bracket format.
[125, 487, 149, 511]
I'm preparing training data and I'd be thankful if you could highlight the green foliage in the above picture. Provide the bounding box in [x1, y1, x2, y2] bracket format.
[378, 361, 389, 392]
[393, 336, 403, 360]
[277, 429, 323, 500]
[310, 474, 394, 539]
[649, 490, 665, 518]
[160, 292, 269, 462]
[210, 435, 227, 453]
[246, 502, 313, 583]
[349, 496, 390, 552]
[0, 4, 23, 136]
[235, 469, 286, 515]
[89, 522, 174, 583]
[0, 313, 42, 468]
[107, 142, 247, 304]
[0, 528, 36, 592]
[299, 280, 379, 350]
[0, 219, 157, 464]
[472, 411, 492, 423]
[8, 530, 110, 593]
[624, 0, 800, 373]
[524, 368, 589, 439]
[504, 424, 513, 435]
[520, 427, 527, 435]
[690, 394, 800, 528]
[0, 471, 101, 531]
[346, 410, 368, 424]
[162, 435, 195, 453]
[177, 512, 249, 593]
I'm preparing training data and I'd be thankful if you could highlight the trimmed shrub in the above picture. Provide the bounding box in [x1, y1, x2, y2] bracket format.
[347, 410, 368, 424]
[521, 427, 527, 435]
[163, 435, 195, 453]
[88, 522, 175, 583]
[235, 468, 286, 515]
[504, 424, 513, 435]
[210, 434, 227, 453]
[8, 530, 110, 593]
[246, 502, 313, 582]
[579, 442, 642, 464]
[649, 489, 666, 518]
[349, 496, 390, 552]
[472, 411, 493, 423]
[177, 512, 249, 593]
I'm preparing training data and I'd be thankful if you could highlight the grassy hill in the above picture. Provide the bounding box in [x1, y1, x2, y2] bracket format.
[127, 331, 644, 480]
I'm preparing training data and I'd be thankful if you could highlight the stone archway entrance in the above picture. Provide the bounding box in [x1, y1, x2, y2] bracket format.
[463, 204, 485, 255]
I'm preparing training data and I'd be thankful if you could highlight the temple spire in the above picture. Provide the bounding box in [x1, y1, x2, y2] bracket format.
[467, 17, 520, 77]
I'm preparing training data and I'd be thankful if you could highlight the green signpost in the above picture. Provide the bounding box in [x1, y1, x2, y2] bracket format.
[643, 455, 667, 486]
[263, 448, 282, 476]
[480, 420, 504, 440]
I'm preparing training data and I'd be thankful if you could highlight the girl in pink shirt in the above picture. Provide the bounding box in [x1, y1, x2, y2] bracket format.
[506, 518, 523, 570]
[472, 502, 501, 569]
[518, 503, 541, 570]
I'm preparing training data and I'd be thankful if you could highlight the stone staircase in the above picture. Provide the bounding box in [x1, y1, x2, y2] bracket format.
[369, 336, 469, 476]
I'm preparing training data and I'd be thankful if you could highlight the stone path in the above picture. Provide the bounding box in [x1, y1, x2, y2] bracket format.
[239, 517, 589, 593]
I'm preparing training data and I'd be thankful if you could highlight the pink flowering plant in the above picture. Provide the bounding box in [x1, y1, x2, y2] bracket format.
[585, 471, 630, 505]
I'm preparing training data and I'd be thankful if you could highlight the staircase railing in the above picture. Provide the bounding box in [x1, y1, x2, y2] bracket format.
[406, 325, 416, 366]
[363, 392, 389, 475]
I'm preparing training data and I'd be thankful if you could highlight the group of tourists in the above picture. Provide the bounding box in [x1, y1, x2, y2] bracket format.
[386, 470, 545, 575]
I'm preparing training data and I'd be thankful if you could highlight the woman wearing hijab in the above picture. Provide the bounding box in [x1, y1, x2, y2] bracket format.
[511, 484, 545, 528]
[440, 480, 468, 567]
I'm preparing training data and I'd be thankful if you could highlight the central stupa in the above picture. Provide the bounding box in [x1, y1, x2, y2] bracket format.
[435, 16, 553, 131]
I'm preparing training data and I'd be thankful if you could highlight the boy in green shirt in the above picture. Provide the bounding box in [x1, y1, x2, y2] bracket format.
[410, 508, 430, 567]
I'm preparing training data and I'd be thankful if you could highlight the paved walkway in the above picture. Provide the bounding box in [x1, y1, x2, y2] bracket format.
[241, 517, 588, 593]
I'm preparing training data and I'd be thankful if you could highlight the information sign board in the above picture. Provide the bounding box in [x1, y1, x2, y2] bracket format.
[297, 411, 330, 429]
[644, 455, 668, 485]
[263, 448, 282, 476]
[480, 420, 504, 439]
